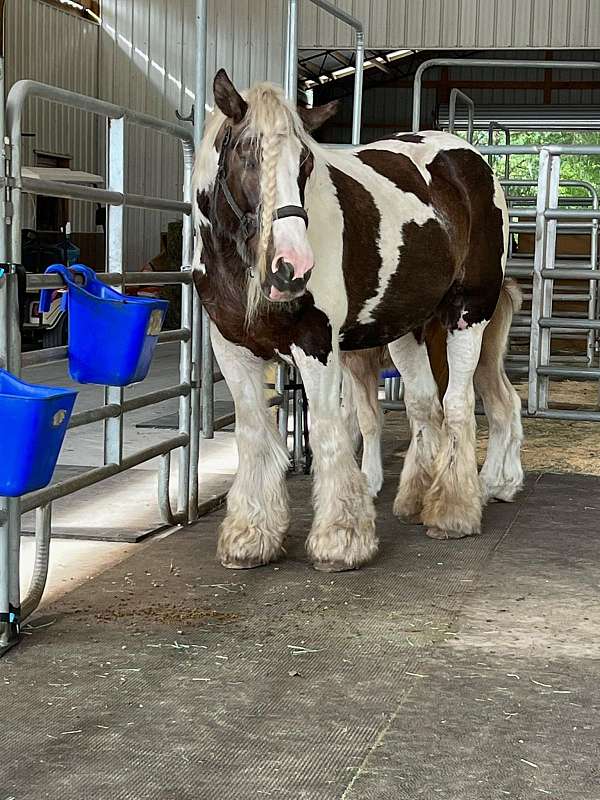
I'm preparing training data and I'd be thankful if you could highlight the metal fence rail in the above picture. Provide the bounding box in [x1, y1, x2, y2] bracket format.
[0, 79, 204, 655]
[528, 146, 600, 421]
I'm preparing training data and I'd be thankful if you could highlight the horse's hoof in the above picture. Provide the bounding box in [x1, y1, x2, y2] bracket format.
[312, 560, 358, 573]
[220, 557, 267, 570]
[425, 527, 477, 540]
[398, 512, 422, 525]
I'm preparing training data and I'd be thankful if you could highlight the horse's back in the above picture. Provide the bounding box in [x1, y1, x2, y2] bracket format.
[331, 131, 507, 348]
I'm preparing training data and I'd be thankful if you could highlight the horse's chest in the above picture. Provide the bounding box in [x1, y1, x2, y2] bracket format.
[193, 269, 333, 364]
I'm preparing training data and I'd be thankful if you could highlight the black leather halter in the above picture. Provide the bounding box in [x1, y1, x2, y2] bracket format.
[213, 126, 309, 243]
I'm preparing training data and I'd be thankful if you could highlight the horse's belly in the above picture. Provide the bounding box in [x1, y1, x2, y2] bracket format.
[339, 305, 439, 351]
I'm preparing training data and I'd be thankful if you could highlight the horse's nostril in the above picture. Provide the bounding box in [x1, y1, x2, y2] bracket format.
[276, 258, 295, 282]
[271, 259, 295, 292]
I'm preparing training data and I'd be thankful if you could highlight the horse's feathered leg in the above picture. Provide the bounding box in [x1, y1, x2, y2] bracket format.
[421, 322, 487, 539]
[340, 348, 385, 497]
[211, 324, 290, 568]
[388, 333, 443, 522]
[291, 345, 378, 572]
[475, 279, 524, 503]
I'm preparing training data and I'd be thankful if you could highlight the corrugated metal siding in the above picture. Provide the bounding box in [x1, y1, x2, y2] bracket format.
[99, 0, 286, 268]
[300, 0, 600, 49]
[4, 0, 99, 232]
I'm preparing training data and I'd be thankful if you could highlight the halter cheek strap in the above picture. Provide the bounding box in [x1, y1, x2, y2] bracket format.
[213, 126, 309, 243]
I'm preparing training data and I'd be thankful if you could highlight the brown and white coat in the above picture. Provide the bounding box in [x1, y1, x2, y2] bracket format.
[192, 71, 523, 571]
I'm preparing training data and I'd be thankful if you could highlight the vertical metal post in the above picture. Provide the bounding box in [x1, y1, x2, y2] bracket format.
[275, 363, 287, 440]
[284, 0, 298, 101]
[487, 123, 495, 171]
[293, 370, 303, 468]
[104, 116, 125, 464]
[1, 5, 23, 652]
[307, 1, 364, 143]
[538, 155, 560, 412]
[351, 30, 364, 146]
[178, 155, 193, 522]
[448, 88, 475, 143]
[0, 275, 18, 653]
[528, 148, 553, 415]
[587, 190, 598, 366]
[194, 0, 213, 441]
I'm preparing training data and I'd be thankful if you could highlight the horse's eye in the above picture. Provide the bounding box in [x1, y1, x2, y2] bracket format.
[244, 157, 258, 171]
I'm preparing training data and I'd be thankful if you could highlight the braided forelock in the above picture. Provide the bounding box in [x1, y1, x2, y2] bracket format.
[243, 83, 313, 322]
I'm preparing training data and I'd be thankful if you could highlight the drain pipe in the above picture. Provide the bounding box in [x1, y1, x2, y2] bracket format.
[308, 0, 364, 145]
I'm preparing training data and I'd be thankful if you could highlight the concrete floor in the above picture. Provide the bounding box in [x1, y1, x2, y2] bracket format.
[2, 422, 599, 799]
[19, 342, 238, 607]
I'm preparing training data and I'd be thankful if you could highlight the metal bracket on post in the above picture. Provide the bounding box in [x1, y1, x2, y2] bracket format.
[104, 116, 125, 465]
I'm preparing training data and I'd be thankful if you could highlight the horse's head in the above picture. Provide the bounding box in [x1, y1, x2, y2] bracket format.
[202, 69, 338, 312]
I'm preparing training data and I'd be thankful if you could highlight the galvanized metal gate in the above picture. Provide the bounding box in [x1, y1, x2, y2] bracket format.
[0, 78, 204, 654]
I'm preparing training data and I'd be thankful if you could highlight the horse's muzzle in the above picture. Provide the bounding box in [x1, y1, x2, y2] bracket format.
[264, 258, 312, 302]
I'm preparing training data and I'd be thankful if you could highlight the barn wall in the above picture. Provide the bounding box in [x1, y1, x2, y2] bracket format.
[98, 0, 287, 268]
[299, 0, 600, 50]
[4, 0, 100, 232]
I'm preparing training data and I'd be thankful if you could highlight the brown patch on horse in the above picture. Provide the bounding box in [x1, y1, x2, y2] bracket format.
[356, 150, 430, 205]
[341, 218, 455, 351]
[328, 165, 382, 329]
[394, 134, 425, 143]
[427, 149, 504, 329]
[423, 319, 449, 399]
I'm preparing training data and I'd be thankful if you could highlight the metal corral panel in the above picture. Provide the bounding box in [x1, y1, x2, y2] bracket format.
[300, 0, 600, 49]
[99, 0, 286, 268]
[4, 0, 99, 233]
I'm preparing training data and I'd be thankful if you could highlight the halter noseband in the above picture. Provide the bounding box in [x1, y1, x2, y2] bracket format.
[214, 126, 309, 243]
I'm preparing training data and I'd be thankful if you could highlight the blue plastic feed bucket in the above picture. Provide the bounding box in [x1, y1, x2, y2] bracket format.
[0, 370, 77, 497]
[40, 264, 169, 386]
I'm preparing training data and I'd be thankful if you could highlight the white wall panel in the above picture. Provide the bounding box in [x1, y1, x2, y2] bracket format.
[4, 0, 99, 233]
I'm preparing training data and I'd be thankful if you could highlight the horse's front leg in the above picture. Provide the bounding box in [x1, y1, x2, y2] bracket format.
[292, 345, 378, 572]
[211, 324, 290, 568]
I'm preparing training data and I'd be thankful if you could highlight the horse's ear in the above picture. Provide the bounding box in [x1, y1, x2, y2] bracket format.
[213, 69, 248, 124]
[297, 100, 340, 132]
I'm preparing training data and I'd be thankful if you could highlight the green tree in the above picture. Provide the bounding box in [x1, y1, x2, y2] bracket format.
[471, 130, 600, 198]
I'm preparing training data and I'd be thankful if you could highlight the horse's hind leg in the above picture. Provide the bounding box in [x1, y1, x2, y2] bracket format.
[476, 280, 524, 503]
[210, 324, 290, 568]
[421, 323, 486, 539]
[388, 333, 443, 522]
[341, 348, 384, 497]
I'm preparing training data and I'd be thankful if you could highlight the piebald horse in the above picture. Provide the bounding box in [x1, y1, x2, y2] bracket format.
[192, 69, 523, 572]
